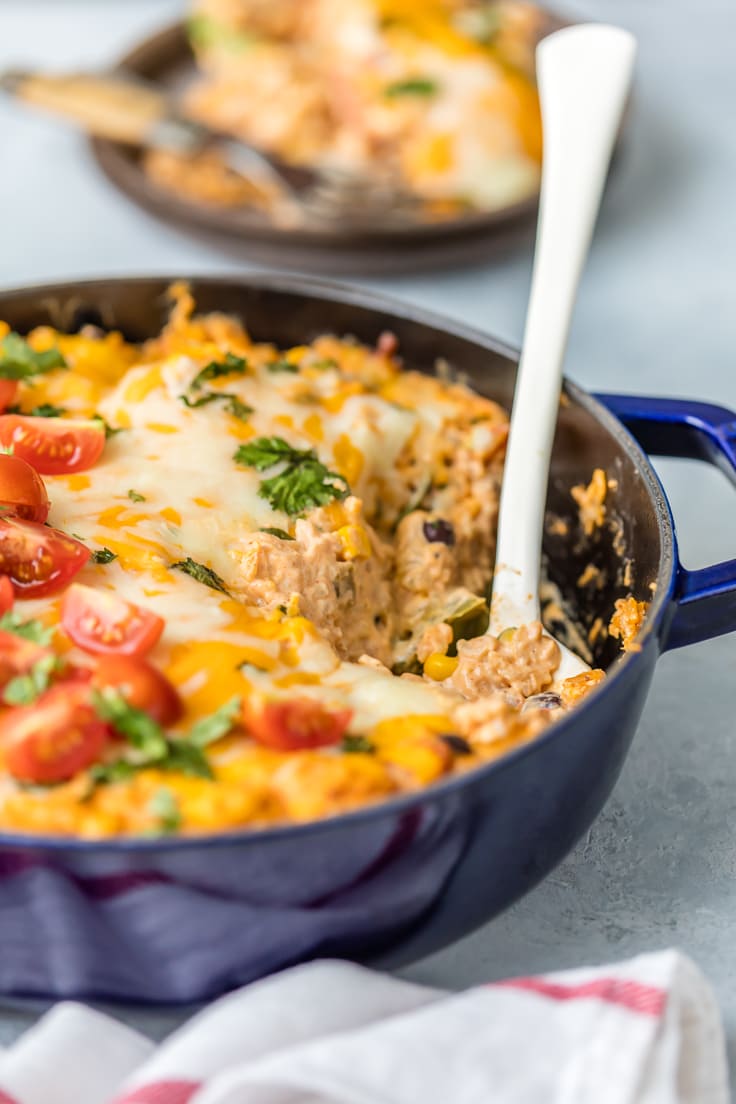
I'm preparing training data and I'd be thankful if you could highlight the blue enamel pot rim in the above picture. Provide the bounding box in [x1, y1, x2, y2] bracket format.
[0, 272, 678, 853]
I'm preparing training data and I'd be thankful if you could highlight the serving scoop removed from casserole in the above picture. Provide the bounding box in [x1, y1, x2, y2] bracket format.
[0, 285, 638, 838]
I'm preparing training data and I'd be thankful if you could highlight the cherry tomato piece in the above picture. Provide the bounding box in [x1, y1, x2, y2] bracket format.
[0, 453, 50, 523]
[0, 380, 18, 413]
[0, 519, 90, 598]
[244, 697, 352, 751]
[0, 416, 105, 475]
[0, 683, 109, 784]
[0, 575, 13, 614]
[0, 629, 52, 689]
[61, 584, 164, 657]
[92, 654, 182, 725]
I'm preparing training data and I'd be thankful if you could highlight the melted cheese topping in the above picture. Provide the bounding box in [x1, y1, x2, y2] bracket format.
[0, 294, 548, 838]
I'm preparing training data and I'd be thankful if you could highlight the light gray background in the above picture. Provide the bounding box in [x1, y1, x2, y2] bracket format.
[2, 0, 736, 1080]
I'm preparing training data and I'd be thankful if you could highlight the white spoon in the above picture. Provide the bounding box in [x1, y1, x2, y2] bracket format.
[488, 24, 636, 683]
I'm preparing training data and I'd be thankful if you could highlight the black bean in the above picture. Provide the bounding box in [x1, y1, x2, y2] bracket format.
[440, 733, 472, 755]
[522, 692, 562, 712]
[422, 518, 455, 546]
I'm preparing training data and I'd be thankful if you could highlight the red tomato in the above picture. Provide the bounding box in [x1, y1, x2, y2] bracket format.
[244, 697, 352, 751]
[0, 381, 18, 413]
[92, 654, 182, 725]
[0, 416, 105, 475]
[0, 519, 90, 598]
[0, 575, 13, 614]
[0, 629, 51, 689]
[0, 683, 109, 784]
[61, 584, 164, 657]
[0, 454, 50, 523]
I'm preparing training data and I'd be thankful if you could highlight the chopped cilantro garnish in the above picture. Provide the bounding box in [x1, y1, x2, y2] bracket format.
[171, 556, 229, 595]
[88, 690, 242, 792]
[0, 334, 67, 380]
[127, 489, 145, 503]
[6, 403, 68, 418]
[92, 689, 168, 760]
[234, 437, 350, 517]
[223, 395, 253, 421]
[266, 359, 299, 374]
[189, 697, 241, 748]
[148, 787, 182, 834]
[341, 734, 375, 754]
[3, 654, 60, 706]
[180, 390, 253, 421]
[0, 611, 53, 645]
[92, 415, 123, 439]
[384, 77, 439, 98]
[92, 547, 117, 564]
[260, 527, 294, 540]
[191, 352, 248, 391]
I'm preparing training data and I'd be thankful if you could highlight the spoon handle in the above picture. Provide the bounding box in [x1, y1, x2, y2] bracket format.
[490, 25, 636, 634]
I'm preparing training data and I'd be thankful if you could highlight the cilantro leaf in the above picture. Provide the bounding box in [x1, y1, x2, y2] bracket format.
[260, 527, 294, 540]
[0, 611, 53, 645]
[92, 547, 117, 564]
[171, 556, 229, 595]
[341, 734, 375, 754]
[234, 437, 350, 516]
[234, 437, 309, 471]
[266, 359, 299, 374]
[191, 353, 248, 391]
[148, 787, 182, 834]
[258, 461, 349, 516]
[0, 334, 67, 380]
[384, 77, 439, 97]
[92, 689, 169, 760]
[180, 393, 220, 409]
[87, 691, 241, 791]
[127, 489, 145, 503]
[92, 415, 124, 439]
[3, 654, 60, 706]
[189, 696, 241, 748]
[88, 760, 138, 786]
[5, 403, 68, 418]
[180, 391, 253, 421]
[162, 740, 213, 778]
[223, 395, 253, 421]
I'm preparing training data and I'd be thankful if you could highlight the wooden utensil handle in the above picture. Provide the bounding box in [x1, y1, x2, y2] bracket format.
[12, 73, 168, 144]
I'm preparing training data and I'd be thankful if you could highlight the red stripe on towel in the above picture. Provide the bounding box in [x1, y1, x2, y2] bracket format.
[492, 976, 666, 1016]
[113, 1080, 201, 1104]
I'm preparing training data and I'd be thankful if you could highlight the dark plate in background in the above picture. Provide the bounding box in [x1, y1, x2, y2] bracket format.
[91, 14, 571, 274]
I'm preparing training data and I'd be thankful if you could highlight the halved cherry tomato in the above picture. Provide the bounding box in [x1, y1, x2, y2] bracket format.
[243, 696, 352, 751]
[61, 584, 164, 657]
[0, 416, 105, 475]
[0, 683, 109, 784]
[0, 575, 13, 614]
[0, 629, 52, 689]
[0, 519, 90, 598]
[0, 380, 18, 413]
[92, 654, 182, 725]
[0, 454, 50, 523]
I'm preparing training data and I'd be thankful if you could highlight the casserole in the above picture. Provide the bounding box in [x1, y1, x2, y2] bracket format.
[0, 274, 733, 1002]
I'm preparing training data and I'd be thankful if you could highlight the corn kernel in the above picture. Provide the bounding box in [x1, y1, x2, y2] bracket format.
[423, 653, 459, 681]
[337, 525, 372, 561]
[498, 627, 517, 643]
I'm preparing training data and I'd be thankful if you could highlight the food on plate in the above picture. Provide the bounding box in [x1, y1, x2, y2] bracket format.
[0, 285, 638, 838]
[144, 0, 546, 220]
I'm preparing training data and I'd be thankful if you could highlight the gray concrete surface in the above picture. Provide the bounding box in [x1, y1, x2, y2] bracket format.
[2, 0, 736, 1081]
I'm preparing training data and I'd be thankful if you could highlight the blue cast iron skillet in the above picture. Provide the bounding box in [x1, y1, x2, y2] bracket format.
[0, 274, 733, 1004]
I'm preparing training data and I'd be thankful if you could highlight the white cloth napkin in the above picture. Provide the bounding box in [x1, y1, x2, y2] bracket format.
[0, 951, 727, 1104]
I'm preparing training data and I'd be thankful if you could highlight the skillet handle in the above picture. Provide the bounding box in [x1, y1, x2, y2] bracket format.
[595, 393, 736, 650]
